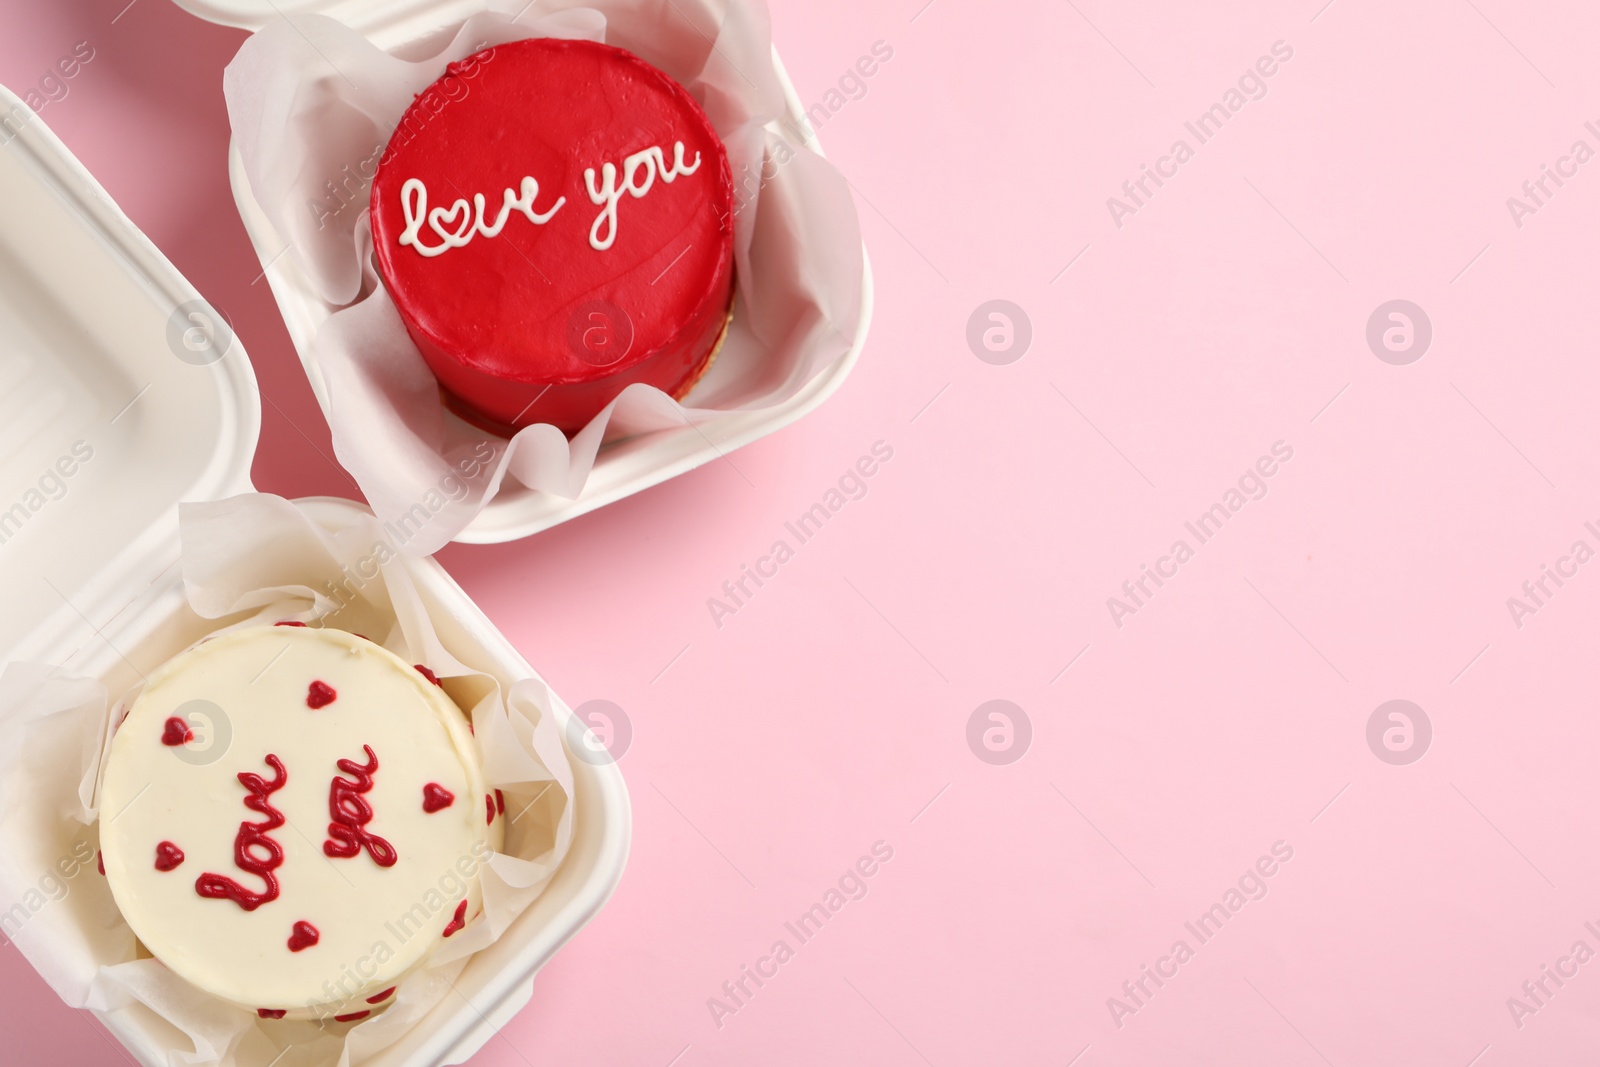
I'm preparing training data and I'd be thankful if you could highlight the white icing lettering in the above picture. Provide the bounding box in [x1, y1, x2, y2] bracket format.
[584, 141, 702, 250]
[398, 176, 565, 258]
[396, 140, 699, 258]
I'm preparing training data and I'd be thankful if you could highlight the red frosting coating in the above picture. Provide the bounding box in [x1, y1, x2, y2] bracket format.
[370, 38, 735, 435]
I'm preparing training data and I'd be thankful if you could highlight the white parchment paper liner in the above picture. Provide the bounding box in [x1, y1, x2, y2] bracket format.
[0, 494, 575, 1066]
[223, 0, 866, 554]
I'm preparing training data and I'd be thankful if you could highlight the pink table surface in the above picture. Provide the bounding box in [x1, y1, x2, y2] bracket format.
[4, 1, 1599, 1064]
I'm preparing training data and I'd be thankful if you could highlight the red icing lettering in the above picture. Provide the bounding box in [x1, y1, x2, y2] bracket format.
[415, 664, 442, 686]
[288, 921, 320, 952]
[323, 745, 397, 867]
[154, 842, 185, 872]
[442, 899, 468, 938]
[422, 783, 455, 812]
[306, 680, 337, 709]
[257, 1009, 287, 1019]
[335, 1010, 371, 1023]
[161, 717, 193, 746]
[195, 754, 288, 911]
[366, 987, 396, 1004]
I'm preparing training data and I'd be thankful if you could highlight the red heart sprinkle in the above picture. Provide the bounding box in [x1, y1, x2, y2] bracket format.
[442, 899, 468, 938]
[154, 842, 185, 872]
[335, 1010, 370, 1023]
[306, 681, 337, 709]
[422, 783, 455, 813]
[257, 1009, 286, 1019]
[161, 717, 193, 746]
[366, 987, 396, 1004]
[415, 665, 442, 686]
[287, 921, 320, 952]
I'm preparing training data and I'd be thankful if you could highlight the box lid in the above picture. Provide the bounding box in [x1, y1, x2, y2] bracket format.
[0, 88, 260, 665]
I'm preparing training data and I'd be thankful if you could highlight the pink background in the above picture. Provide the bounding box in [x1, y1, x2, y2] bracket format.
[4, 0, 1599, 1064]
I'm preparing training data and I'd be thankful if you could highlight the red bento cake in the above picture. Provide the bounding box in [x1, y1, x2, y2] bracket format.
[370, 38, 736, 436]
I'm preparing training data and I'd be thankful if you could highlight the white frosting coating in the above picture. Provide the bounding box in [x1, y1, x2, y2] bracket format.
[98, 627, 502, 1019]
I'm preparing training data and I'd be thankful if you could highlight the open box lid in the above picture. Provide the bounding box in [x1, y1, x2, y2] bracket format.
[0, 88, 260, 667]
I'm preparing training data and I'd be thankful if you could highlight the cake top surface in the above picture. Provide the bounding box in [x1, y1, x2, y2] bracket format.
[98, 626, 499, 1015]
[370, 37, 735, 385]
